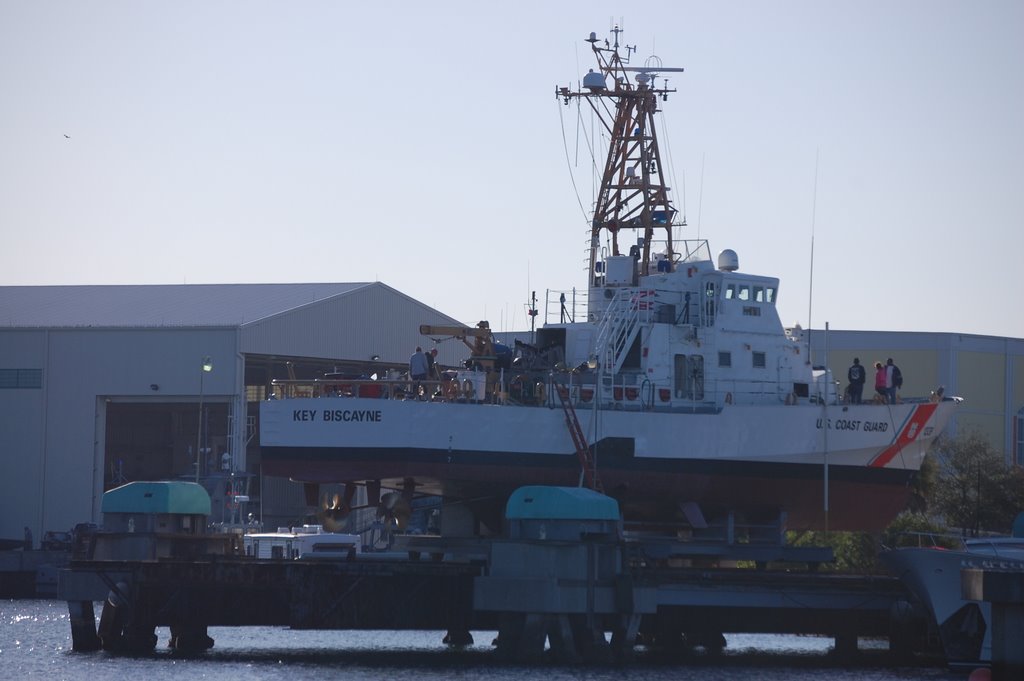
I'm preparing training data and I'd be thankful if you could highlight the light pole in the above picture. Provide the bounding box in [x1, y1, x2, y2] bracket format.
[196, 355, 213, 483]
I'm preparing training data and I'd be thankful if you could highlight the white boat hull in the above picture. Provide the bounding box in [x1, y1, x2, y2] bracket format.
[260, 396, 957, 531]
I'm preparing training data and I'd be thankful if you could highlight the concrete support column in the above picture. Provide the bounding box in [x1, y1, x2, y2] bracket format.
[990, 601, 1024, 680]
[963, 568, 1024, 681]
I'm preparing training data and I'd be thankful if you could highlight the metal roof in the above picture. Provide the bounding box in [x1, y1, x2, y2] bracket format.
[505, 486, 620, 520]
[0, 283, 373, 328]
[101, 481, 212, 516]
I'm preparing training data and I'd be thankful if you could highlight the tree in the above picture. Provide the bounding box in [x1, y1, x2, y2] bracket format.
[931, 429, 1024, 536]
[906, 452, 938, 514]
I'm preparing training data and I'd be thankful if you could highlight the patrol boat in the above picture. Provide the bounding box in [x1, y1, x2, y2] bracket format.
[259, 28, 960, 533]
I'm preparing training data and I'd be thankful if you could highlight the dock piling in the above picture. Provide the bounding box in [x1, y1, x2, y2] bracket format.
[963, 568, 1024, 680]
[67, 600, 100, 652]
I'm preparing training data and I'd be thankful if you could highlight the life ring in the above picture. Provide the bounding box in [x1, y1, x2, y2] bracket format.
[724, 392, 733, 405]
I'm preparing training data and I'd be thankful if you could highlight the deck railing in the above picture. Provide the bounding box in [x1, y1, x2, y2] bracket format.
[269, 376, 940, 410]
[271, 378, 444, 401]
[271, 375, 789, 412]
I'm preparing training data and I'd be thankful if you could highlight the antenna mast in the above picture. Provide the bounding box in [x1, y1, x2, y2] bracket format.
[807, 150, 820, 364]
[557, 26, 685, 288]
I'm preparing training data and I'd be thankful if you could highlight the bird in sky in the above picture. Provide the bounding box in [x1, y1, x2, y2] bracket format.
[63, 134, 70, 139]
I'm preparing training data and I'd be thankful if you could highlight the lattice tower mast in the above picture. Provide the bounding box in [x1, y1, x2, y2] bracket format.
[558, 26, 685, 287]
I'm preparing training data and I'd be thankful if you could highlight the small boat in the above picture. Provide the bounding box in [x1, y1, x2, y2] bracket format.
[880, 530, 1024, 665]
[258, 27, 960, 533]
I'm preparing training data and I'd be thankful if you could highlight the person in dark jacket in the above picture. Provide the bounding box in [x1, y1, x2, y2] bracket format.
[847, 358, 865, 404]
[425, 348, 438, 380]
[886, 358, 903, 404]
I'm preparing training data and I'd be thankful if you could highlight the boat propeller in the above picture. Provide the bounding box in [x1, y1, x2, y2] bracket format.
[377, 491, 412, 531]
[317, 491, 351, 532]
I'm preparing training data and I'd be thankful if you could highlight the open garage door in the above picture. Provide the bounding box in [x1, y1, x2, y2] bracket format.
[104, 402, 228, 490]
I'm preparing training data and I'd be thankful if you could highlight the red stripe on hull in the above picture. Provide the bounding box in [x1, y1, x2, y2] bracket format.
[869, 403, 938, 468]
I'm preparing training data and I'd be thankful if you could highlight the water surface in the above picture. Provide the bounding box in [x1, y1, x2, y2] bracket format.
[2, 600, 965, 680]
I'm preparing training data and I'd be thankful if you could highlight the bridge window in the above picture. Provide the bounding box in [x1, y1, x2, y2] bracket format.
[725, 284, 736, 299]
[737, 285, 750, 301]
[704, 282, 716, 327]
[674, 355, 687, 398]
[754, 286, 765, 302]
[766, 287, 777, 303]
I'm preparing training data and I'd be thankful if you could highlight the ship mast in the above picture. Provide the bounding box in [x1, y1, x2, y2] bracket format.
[558, 26, 686, 287]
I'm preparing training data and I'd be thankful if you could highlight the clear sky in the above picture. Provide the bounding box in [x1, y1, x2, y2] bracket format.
[2, 1, 1022, 338]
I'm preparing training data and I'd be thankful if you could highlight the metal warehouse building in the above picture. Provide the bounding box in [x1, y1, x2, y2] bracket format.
[0, 282, 469, 543]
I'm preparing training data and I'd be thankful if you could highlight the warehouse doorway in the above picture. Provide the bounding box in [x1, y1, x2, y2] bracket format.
[103, 401, 229, 490]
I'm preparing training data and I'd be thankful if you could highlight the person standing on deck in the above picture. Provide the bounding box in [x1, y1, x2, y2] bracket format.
[409, 347, 428, 381]
[847, 358, 865, 404]
[885, 358, 902, 404]
[874, 361, 887, 402]
[425, 347, 437, 380]
[409, 346, 429, 398]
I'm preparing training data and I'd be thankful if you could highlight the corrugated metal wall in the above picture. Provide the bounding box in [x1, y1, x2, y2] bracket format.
[0, 327, 240, 541]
